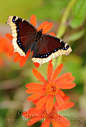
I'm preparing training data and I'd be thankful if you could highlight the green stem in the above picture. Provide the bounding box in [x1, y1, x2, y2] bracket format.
[56, 0, 76, 38]
[54, 0, 76, 68]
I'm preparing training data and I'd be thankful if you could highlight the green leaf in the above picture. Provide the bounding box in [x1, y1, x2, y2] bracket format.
[70, 0, 86, 28]
[66, 29, 85, 42]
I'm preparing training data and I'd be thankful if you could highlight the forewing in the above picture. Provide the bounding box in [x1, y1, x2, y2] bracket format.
[7, 16, 36, 56]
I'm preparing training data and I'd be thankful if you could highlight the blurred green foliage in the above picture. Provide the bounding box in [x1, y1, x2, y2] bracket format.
[70, 0, 86, 28]
[0, 0, 86, 127]
[0, 0, 69, 23]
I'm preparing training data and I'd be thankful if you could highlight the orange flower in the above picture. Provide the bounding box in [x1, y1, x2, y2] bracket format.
[0, 34, 13, 66]
[0, 34, 13, 55]
[26, 62, 76, 113]
[6, 15, 55, 67]
[22, 96, 74, 127]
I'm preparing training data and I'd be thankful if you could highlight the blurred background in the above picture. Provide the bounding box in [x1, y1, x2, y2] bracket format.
[0, 0, 86, 127]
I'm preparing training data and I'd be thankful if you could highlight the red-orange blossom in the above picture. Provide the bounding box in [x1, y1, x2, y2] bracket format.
[22, 95, 74, 127]
[26, 62, 76, 113]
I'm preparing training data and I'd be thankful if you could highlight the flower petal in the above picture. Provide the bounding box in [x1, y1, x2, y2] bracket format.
[64, 96, 70, 102]
[52, 64, 63, 80]
[52, 120, 60, 127]
[41, 119, 51, 127]
[49, 59, 52, 62]
[53, 122, 66, 127]
[57, 114, 70, 126]
[57, 76, 75, 84]
[55, 94, 65, 107]
[30, 15, 36, 27]
[26, 83, 45, 93]
[65, 102, 74, 110]
[58, 90, 65, 97]
[59, 102, 74, 111]
[13, 53, 23, 62]
[27, 116, 42, 126]
[33, 96, 44, 105]
[10, 50, 17, 56]
[55, 73, 72, 82]
[47, 62, 53, 82]
[37, 21, 49, 31]
[33, 62, 39, 68]
[27, 90, 46, 101]
[36, 95, 49, 110]
[6, 33, 13, 40]
[32, 69, 47, 84]
[26, 88, 45, 93]
[19, 50, 30, 67]
[46, 95, 54, 114]
[42, 22, 53, 34]
[22, 108, 37, 118]
[26, 82, 45, 89]
[55, 115, 69, 127]
[59, 83, 76, 89]
[48, 32, 55, 36]
[55, 101, 74, 111]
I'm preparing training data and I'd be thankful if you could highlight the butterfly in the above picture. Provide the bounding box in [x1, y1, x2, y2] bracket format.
[6, 16, 72, 65]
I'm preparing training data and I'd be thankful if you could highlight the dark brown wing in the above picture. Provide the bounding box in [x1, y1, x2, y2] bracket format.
[32, 34, 72, 64]
[7, 16, 36, 55]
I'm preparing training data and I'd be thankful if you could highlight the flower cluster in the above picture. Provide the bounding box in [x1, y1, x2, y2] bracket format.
[22, 62, 76, 127]
[0, 34, 13, 67]
[23, 96, 74, 127]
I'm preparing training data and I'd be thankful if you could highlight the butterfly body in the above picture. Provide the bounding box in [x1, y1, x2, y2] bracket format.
[35, 29, 43, 40]
[7, 16, 72, 65]
[31, 29, 43, 51]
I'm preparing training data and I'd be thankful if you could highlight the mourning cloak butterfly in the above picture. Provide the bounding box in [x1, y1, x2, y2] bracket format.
[7, 16, 72, 65]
